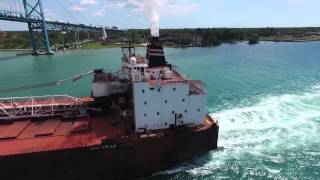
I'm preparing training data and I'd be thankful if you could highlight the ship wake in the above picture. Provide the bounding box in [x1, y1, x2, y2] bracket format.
[159, 84, 320, 178]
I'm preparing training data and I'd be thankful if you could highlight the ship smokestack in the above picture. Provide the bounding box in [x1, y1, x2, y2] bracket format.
[146, 36, 167, 67]
[144, 0, 166, 67]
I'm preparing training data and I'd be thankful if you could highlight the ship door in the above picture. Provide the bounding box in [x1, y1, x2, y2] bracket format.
[174, 113, 183, 128]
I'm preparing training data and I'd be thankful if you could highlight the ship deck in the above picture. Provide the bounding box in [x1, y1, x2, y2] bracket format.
[0, 98, 215, 157]
[147, 66, 205, 95]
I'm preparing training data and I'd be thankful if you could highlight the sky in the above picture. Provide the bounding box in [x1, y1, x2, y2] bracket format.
[1, 0, 320, 31]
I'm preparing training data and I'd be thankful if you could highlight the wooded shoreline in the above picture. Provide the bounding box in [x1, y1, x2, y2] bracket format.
[1, 27, 320, 50]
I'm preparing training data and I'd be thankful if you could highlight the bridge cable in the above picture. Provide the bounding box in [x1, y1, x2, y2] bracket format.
[55, 0, 80, 24]
[66, 0, 90, 25]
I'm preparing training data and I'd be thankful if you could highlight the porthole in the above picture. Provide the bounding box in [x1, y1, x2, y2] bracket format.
[157, 112, 160, 116]
[142, 89, 145, 93]
[144, 113, 147, 117]
[165, 122, 168, 125]
[197, 108, 200, 112]
[173, 87, 176, 91]
[184, 109, 187, 113]
[144, 101, 147, 105]
[165, 100, 168, 103]
[182, 98, 185, 102]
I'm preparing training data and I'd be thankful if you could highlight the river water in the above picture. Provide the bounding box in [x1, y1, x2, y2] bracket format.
[0, 41, 320, 179]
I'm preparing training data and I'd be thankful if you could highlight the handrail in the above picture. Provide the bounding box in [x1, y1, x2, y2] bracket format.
[0, 95, 86, 120]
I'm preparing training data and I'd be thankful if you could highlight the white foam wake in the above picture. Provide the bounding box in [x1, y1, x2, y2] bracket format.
[212, 85, 320, 140]
[166, 85, 320, 177]
[186, 85, 320, 176]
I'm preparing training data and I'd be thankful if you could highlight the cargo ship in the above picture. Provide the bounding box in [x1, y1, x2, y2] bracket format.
[0, 36, 219, 180]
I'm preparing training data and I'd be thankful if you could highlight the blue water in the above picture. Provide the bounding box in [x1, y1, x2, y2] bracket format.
[0, 41, 320, 179]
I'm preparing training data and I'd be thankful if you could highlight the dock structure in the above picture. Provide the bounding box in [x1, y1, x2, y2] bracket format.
[0, 0, 112, 55]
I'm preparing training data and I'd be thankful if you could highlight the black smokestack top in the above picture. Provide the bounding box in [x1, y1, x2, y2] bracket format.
[146, 36, 167, 67]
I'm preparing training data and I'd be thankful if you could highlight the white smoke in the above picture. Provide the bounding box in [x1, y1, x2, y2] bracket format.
[145, 0, 160, 37]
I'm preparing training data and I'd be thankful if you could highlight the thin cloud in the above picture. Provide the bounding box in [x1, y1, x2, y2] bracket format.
[93, 6, 107, 16]
[81, 0, 98, 5]
[70, 5, 86, 12]
[104, 0, 199, 16]
[43, 8, 57, 21]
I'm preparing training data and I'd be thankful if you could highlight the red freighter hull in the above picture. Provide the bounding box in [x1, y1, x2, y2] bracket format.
[0, 95, 218, 180]
[0, 121, 218, 180]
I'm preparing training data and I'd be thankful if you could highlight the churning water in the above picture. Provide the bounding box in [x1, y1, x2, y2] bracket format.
[1, 41, 320, 179]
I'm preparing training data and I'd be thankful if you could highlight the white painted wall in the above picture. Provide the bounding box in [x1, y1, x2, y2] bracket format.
[187, 95, 207, 125]
[133, 82, 207, 131]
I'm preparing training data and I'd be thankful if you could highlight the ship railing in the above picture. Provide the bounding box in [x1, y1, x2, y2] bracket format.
[171, 65, 207, 94]
[187, 80, 207, 94]
[0, 95, 87, 120]
[171, 65, 189, 80]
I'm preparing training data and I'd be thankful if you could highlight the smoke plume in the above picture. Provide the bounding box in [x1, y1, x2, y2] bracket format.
[145, 0, 160, 37]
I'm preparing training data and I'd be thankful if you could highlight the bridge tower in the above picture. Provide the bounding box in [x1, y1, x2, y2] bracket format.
[22, 0, 53, 55]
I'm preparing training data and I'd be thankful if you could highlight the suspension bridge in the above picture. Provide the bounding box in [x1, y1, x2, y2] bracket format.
[0, 0, 109, 55]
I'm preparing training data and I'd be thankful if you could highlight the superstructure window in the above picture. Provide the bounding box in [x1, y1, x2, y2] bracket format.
[144, 101, 147, 105]
[157, 112, 160, 116]
[197, 108, 200, 112]
[172, 111, 175, 114]
[173, 87, 176, 91]
[182, 98, 185, 102]
[144, 113, 147, 117]
[142, 89, 145, 93]
[165, 100, 167, 103]
[184, 109, 187, 113]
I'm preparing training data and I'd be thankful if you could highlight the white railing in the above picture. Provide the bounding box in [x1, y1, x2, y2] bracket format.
[0, 95, 87, 120]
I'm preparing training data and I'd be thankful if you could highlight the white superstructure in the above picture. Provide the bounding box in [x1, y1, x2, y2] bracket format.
[128, 60, 207, 131]
[91, 40, 208, 132]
